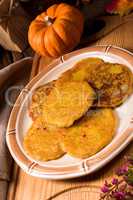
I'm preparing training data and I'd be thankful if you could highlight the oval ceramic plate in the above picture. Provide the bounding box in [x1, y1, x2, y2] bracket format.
[6, 45, 133, 180]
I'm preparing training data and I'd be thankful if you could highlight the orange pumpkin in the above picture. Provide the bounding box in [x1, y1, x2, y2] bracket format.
[28, 3, 84, 58]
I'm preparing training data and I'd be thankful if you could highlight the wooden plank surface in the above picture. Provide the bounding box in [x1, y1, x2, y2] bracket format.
[7, 15, 133, 200]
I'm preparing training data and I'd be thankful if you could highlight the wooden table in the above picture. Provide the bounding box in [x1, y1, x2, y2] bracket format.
[7, 15, 133, 200]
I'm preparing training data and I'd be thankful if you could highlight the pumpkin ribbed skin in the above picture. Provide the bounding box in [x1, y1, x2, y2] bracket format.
[28, 3, 84, 58]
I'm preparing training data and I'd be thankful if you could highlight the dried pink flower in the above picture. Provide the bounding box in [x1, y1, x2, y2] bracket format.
[116, 165, 128, 176]
[112, 191, 126, 200]
[101, 185, 109, 193]
[112, 178, 119, 185]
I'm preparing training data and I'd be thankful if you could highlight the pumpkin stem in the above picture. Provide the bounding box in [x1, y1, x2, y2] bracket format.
[44, 16, 54, 26]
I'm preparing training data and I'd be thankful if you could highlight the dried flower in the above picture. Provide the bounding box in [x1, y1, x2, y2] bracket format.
[100, 154, 133, 200]
[116, 165, 128, 176]
[101, 185, 109, 193]
[127, 155, 133, 165]
[112, 178, 119, 185]
[112, 191, 126, 200]
[105, 0, 133, 16]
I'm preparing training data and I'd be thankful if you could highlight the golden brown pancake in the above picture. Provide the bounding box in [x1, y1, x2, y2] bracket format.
[23, 118, 64, 161]
[56, 57, 104, 85]
[43, 81, 95, 128]
[29, 81, 55, 120]
[88, 63, 133, 107]
[59, 109, 117, 159]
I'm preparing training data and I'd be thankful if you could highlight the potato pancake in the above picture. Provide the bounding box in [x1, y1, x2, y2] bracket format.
[23, 118, 64, 161]
[43, 81, 95, 128]
[56, 57, 104, 85]
[60, 109, 117, 158]
[29, 81, 55, 120]
[89, 63, 133, 107]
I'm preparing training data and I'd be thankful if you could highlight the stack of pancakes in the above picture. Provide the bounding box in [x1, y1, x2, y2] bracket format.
[24, 58, 133, 161]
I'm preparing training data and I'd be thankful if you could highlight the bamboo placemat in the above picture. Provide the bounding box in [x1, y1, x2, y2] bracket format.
[7, 14, 133, 200]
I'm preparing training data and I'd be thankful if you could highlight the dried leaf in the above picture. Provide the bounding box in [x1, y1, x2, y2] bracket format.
[0, 1, 30, 52]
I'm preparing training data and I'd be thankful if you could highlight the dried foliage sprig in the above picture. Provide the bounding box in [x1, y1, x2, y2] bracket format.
[100, 155, 133, 200]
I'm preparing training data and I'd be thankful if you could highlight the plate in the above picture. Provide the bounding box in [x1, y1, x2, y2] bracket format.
[6, 45, 133, 179]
